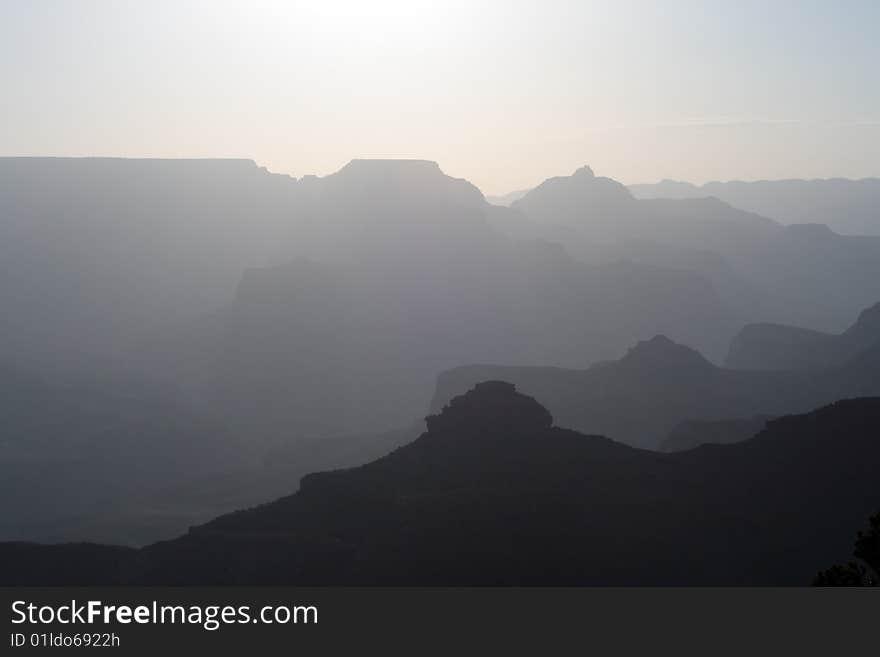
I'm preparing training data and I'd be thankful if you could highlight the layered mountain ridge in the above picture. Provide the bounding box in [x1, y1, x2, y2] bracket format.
[727, 301, 880, 371]
[3, 155, 880, 553]
[430, 332, 880, 449]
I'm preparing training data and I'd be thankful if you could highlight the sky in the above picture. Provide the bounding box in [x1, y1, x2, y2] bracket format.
[1, 0, 878, 194]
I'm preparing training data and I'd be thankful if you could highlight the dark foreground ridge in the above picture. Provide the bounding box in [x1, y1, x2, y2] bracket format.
[3, 383, 879, 585]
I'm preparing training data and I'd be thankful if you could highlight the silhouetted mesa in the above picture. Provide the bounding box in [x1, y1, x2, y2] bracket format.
[424, 380, 552, 436]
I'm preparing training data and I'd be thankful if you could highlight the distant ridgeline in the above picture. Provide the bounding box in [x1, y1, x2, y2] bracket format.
[726, 302, 880, 371]
[629, 177, 880, 236]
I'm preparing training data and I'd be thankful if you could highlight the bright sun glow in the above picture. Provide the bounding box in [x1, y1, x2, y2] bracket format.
[245, 0, 467, 52]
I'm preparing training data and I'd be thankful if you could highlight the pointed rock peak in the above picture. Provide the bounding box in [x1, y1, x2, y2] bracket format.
[619, 335, 713, 371]
[425, 381, 552, 437]
[513, 165, 633, 212]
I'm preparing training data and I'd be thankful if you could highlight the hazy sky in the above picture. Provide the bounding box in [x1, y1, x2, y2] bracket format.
[2, 0, 878, 194]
